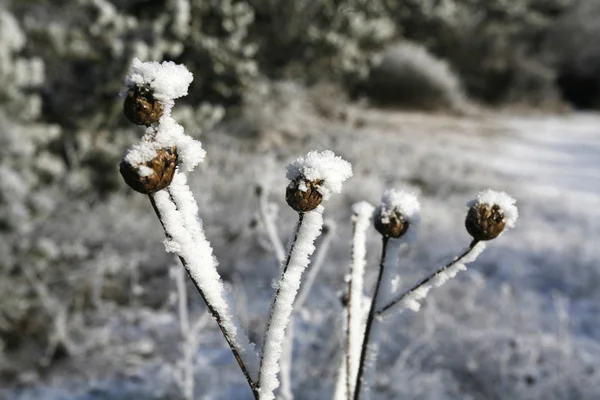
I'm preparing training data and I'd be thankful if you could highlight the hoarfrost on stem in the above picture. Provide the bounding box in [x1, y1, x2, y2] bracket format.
[346, 201, 374, 398]
[258, 207, 324, 400]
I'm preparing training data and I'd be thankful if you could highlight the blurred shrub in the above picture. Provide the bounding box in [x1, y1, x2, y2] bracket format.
[365, 42, 468, 111]
[386, 0, 574, 105]
[548, 0, 600, 108]
[247, 0, 395, 87]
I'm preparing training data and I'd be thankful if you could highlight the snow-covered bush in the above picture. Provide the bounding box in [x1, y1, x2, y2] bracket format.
[365, 42, 468, 112]
[387, 0, 573, 105]
[548, 0, 600, 108]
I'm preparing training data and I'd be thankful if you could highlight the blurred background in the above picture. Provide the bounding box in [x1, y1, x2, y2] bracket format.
[1, 0, 600, 399]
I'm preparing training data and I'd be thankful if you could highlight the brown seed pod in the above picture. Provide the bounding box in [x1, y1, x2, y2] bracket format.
[374, 207, 409, 238]
[123, 86, 163, 126]
[120, 147, 178, 194]
[465, 203, 505, 241]
[285, 179, 323, 213]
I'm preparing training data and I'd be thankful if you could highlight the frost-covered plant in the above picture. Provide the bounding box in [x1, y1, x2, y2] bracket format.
[343, 188, 518, 399]
[117, 58, 522, 400]
[118, 58, 353, 399]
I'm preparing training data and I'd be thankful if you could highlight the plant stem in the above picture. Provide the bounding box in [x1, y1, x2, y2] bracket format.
[258, 209, 323, 400]
[345, 220, 358, 400]
[376, 240, 480, 316]
[257, 185, 287, 266]
[149, 194, 259, 400]
[353, 236, 389, 400]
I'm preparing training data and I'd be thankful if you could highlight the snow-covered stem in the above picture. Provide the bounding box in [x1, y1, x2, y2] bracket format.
[258, 208, 324, 400]
[353, 236, 390, 400]
[148, 192, 260, 399]
[334, 350, 348, 400]
[279, 317, 295, 400]
[376, 240, 485, 316]
[358, 238, 402, 400]
[295, 220, 335, 309]
[344, 202, 373, 400]
[256, 185, 286, 267]
[279, 219, 335, 400]
[174, 265, 193, 400]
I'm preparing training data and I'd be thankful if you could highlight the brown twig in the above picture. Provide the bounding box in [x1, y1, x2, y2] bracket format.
[376, 239, 480, 317]
[353, 236, 389, 400]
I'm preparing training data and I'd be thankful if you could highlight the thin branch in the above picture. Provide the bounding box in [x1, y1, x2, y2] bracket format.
[353, 237, 389, 400]
[256, 185, 287, 266]
[295, 220, 335, 309]
[376, 240, 482, 317]
[149, 193, 259, 400]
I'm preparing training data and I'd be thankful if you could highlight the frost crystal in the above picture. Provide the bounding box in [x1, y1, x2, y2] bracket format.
[375, 189, 420, 241]
[124, 58, 193, 107]
[286, 150, 353, 200]
[469, 189, 519, 229]
[121, 59, 205, 173]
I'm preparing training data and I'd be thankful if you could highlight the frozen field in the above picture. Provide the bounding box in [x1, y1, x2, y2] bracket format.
[4, 106, 600, 400]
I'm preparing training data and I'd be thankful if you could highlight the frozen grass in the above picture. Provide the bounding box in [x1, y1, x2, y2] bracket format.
[2, 99, 600, 399]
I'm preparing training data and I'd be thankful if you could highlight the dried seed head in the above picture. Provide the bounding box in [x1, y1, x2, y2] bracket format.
[123, 86, 163, 126]
[374, 207, 409, 238]
[465, 203, 506, 241]
[120, 147, 177, 194]
[285, 179, 323, 213]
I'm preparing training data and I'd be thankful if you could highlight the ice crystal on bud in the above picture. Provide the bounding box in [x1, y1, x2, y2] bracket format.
[124, 58, 193, 109]
[374, 189, 420, 239]
[286, 150, 353, 200]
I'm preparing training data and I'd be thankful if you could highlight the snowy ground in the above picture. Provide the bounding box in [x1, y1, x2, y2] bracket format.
[4, 105, 600, 400]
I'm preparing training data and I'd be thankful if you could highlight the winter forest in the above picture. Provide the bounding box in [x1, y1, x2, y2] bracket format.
[1, 0, 600, 399]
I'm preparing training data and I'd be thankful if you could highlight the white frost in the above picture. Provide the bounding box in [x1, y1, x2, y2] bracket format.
[152, 181, 260, 380]
[469, 189, 519, 230]
[124, 58, 193, 110]
[122, 59, 205, 173]
[286, 150, 353, 200]
[375, 189, 421, 242]
[399, 241, 487, 312]
[258, 207, 324, 400]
